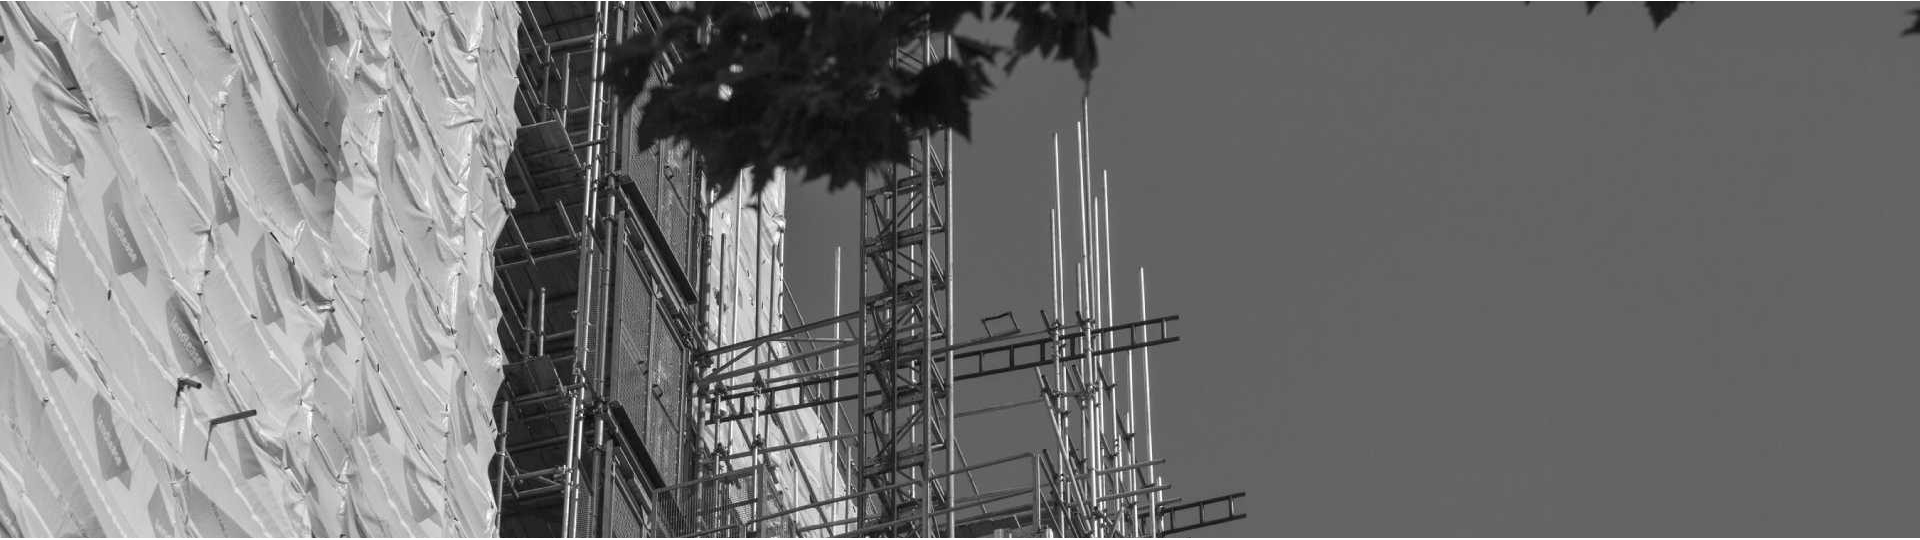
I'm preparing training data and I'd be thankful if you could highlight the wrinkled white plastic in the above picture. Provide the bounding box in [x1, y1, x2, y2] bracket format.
[0, 2, 518, 536]
[705, 171, 850, 532]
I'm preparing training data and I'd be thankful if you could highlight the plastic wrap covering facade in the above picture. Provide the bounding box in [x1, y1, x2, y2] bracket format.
[697, 172, 853, 535]
[0, 2, 519, 536]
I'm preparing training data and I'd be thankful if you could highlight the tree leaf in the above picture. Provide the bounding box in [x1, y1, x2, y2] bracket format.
[1645, 2, 1681, 28]
[603, 1, 1117, 198]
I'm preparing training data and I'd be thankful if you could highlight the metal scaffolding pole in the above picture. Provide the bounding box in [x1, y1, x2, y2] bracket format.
[1140, 268, 1158, 538]
[941, 34, 959, 536]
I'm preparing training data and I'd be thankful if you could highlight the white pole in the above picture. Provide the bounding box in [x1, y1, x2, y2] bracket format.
[1140, 268, 1159, 538]
[943, 32, 959, 534]
[1074, 120, 1099, 536]
[1074, 120, 1090, 466]
[1099, 198, 1114, 532]
[832, 245, 843, 533]
[1081, 100, 1109, 537]
[1052, 134, 1064, 328]
[1050, 210, 1062, 375]
[1051, 133, 1071, 507]
[1052, 133, 1066, 411]
[1103, 170, 1127, 534]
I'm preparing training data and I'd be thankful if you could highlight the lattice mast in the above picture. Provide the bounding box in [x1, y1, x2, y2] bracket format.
[852, 28, 959, 537]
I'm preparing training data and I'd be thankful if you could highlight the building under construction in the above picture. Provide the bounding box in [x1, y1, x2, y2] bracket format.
[0, 1, 1243, 537]
[493, 2, 1245, 537]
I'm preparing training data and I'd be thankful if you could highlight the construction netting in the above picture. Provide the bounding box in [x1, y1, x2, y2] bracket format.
[0, 2, 519, 536]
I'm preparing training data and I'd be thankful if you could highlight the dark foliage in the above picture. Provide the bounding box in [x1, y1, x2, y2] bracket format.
[1643, 2, 1681, 28]
[602, 2, 1119, 198]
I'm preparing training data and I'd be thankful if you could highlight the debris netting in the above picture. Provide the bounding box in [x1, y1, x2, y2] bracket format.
[0, 2, 519, 536]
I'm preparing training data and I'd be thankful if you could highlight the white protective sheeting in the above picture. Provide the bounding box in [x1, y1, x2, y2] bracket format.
[704, 171, 851, 532]
[0, 2, 519, 536]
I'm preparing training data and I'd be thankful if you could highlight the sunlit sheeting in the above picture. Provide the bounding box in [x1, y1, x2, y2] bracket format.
[0, 2, 519, 536]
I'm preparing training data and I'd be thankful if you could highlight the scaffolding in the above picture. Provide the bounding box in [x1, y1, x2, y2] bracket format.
[493, 2, 704, 536]
[491, 2, 1246, 537]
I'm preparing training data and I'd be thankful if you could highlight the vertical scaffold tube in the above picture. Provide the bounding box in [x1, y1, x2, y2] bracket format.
[943, 31, 959, 539]
[1141, 268, 1159, 538]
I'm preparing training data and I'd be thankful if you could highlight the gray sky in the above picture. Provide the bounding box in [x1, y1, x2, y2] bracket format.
[785, 3, 1920, 536]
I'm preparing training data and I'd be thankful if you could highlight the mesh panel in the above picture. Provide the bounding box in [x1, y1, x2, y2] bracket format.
[648, 311, 689, 487]
[608, 248, 654, 429]
[661, 143, 696, 278]
[575, 463, 597, 536]
[607, 236, 693, 492]
[625, 104, 662, 204]
[603, 480, 647, 537]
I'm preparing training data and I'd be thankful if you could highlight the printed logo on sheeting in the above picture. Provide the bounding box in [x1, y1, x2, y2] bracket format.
[1, 343, 31, 424]
[279, 121, 317, 192]
[14, 283, 39, 324]
[103, 180, 149, 283]
[211, 177, 239, 231]
[92, 395, 131, 485]
[297, 461, 330, 537]
[251, 237, 283, 326]
[281, 252, 327, 308]
[47, 340, 73, 375]
[148, 486, 176, 537]
[359, 369, 388, 442]
[234, 421, 264, 478]
[166, 294, 212, 375]
[36, 97, 77, 168]
[183, 478, 242, 536]
[452, 372, 475, 445]
[407, 287, 440, 363]
[370, 207, 394, 274]
[404, 457, 439, 522]
[136, 59, 174, 130]
[319, 313, 343, 351]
